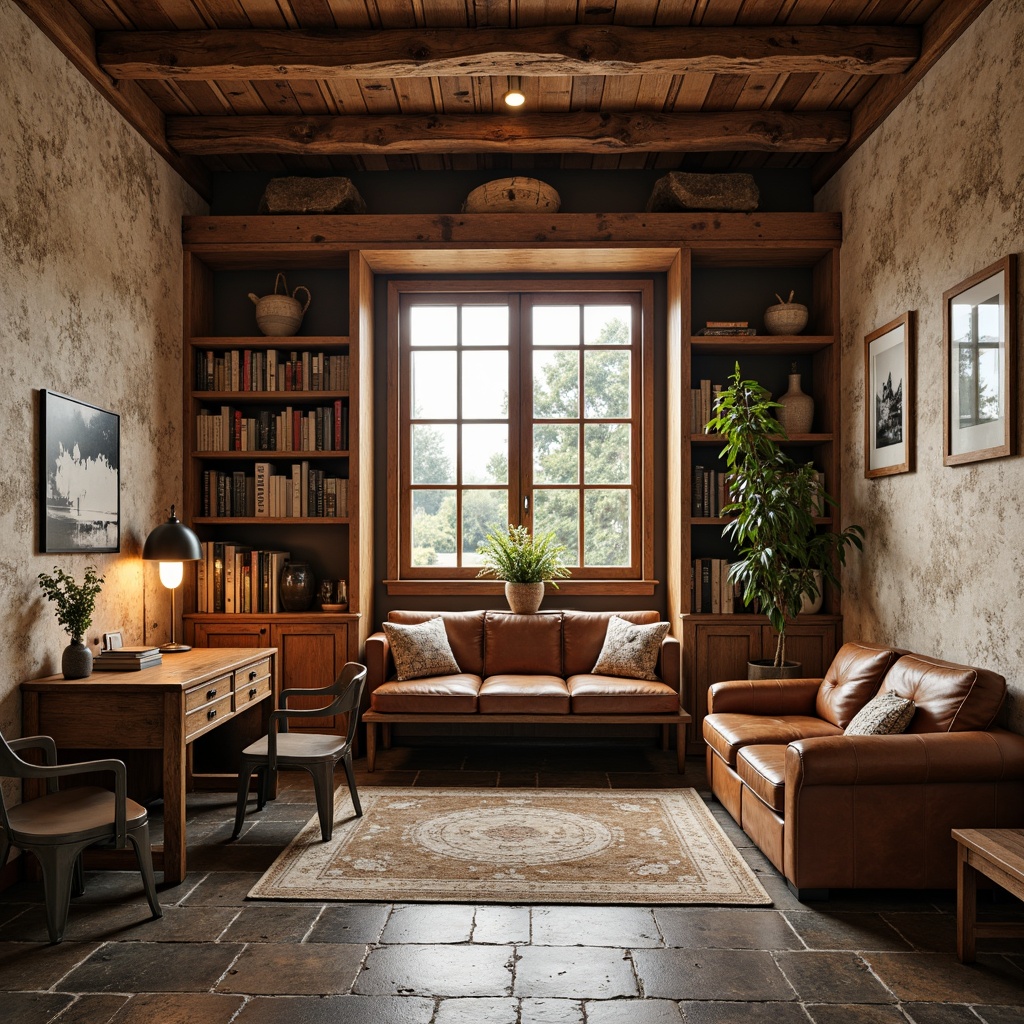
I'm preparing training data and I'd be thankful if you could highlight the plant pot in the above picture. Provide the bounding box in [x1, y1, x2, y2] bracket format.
[504, 581, 545, 614]
[748, 659, 803, 680]
[799, 570, 824, 615]
[62, 640, 93, 680]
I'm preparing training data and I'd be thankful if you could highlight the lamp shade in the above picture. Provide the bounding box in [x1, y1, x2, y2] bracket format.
[143, 506, 202, 562]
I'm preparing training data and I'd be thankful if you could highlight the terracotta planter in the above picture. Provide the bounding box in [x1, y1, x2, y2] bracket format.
[504, 581, 545, 614]
[747, 659, 803, 680]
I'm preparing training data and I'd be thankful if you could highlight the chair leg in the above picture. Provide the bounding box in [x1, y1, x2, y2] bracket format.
[232, 760, 256, 839]
[308, 762, 337, 842]
[34, 843, 85, 944]
[127, 823, 162, 921]
[257, 765, 273, 812]
[341, 751, 362, 818]
[72, 853, 85, 898]
[0, 834, 11, 874]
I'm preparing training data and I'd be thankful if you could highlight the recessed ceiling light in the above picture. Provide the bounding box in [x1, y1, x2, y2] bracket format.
[503, 89, 526, 108]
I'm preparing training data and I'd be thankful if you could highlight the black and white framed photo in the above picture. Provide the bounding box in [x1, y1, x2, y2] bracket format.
[864, 311, 914, 479]
[39, 390, 120, 553]
[943, 255, 1017, 466]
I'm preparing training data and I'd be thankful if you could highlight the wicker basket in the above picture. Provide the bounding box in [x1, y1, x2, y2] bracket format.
[249, 273, 311, 337]
[462, 177, 561, 214]
[763, 291, 809, 335]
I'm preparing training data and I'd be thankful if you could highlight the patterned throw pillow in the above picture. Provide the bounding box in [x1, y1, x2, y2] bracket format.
[592, 616, 670, 681]
[844, 691, 916, 735]
[383, 617, 461, 681]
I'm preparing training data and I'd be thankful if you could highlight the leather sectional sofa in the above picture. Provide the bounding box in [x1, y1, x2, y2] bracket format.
[362, 609, 688, 770]
[703, 641, 1024, 897]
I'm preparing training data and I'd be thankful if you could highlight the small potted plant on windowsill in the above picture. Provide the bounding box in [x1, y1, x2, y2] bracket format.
[37, 564, 105, 679]
[476, 523, 571, 614]
[706, 364, 864, 677]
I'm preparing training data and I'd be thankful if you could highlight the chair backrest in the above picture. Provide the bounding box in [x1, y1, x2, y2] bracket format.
[321, 662, 367, 746]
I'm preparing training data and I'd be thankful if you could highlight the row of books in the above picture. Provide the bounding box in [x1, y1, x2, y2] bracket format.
[196, 544, 292, 614]
[690, 379, 723, 433]
[693, 466, 733, 518]
[202, 464, 349, 518]
[195, 401, 348, 452]
[194, 349, 350, 393]
[692, 558, 742, 614]
[94, 646, 163, 672]
[695, 320, 757, 336]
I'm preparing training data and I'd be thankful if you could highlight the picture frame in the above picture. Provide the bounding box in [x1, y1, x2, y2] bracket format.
[943, 255, 1017, 466]
[39, 389, 120, 553]
[865, 311, 914, 479]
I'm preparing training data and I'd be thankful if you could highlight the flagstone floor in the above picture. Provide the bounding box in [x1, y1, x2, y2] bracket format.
[2, 740, 1024, 1023]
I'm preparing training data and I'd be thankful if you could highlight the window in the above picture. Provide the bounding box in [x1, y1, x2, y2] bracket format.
[387, 280, 654, 593]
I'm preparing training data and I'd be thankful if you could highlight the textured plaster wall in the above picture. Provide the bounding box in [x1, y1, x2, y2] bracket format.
[816, 0, 1024, 729]
[0, 0, 206, 752]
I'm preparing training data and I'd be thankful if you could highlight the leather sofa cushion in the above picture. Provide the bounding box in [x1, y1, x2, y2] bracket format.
[562, 610, 660, 678]
[370, 674, 482, 714]
[567, 675, 679, 713]
[479, 675, 569, 714]
[704, 712, 842, 767]
[881, 654, 1006, 732]
[737, 744, 787, 812]
[815, 641, 906, 728]
[483, 612, 563, 677]
[387, 610, 486, 677]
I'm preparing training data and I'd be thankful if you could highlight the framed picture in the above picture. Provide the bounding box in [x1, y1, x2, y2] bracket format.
[39, 390, 120, 553]
[865, 311, 914, 478]
[943, 255, 1017, 466]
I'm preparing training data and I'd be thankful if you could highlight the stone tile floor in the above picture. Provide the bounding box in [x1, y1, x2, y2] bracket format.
[2, 741, 1024, 1023]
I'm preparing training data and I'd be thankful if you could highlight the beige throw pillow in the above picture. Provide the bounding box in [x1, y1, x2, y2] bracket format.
[592, 616, 670, 681]
[383, 617, 461, 681]
[844, 691, 916, 736]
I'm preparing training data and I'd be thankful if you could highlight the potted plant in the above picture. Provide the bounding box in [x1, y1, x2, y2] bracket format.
[37, 564, 105, 679]
[476, 523, 571, 613]
[706, 364, 863, 676]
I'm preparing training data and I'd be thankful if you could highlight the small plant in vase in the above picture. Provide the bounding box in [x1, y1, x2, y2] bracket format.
[476, 523, 571, 614]
[37, 564, 105, 679]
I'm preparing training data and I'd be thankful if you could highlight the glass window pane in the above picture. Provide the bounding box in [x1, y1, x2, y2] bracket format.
[534, 423, 578, 484]
[462, 490, 508, 566]
[463, 305, 509, 347]
[534, 349, 579, 418]
[412, 350, 457, 419]
[584, 306, 632, 345]
[584, 423, 630, 484]
[412, 490, 456, 566]
[410, 305, 457, 346]
[462, 425, 508, 484]
[534, 490, 579, 566]
[411, 424, 456, 484]
[462, 351, 509, 419]
[533, 305, 580, 347]
[584, 350, 631, 418]
[584, 490, 630, 567]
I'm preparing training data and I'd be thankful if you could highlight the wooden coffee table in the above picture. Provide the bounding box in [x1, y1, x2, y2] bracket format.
[952, 828, 1024, 962]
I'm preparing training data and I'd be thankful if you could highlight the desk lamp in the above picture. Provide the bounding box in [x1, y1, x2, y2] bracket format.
[143, 505, 202, 653]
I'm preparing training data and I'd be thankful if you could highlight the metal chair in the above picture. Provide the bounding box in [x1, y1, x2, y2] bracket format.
[232, 661, 367, 842]
[0, 730, 161, 944]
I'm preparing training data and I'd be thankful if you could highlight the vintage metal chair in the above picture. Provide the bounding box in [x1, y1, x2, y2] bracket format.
[232, 661, 367, 842]
[0, 730, 161, 943]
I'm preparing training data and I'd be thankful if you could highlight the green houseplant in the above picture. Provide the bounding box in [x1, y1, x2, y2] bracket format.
[476, 523, 571, 613]
[38, 564, 105, 679]
[706, 364, 864, 671]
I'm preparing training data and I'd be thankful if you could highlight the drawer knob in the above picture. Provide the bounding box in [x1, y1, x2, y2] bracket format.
[206, 688, 218, 700]
[207, 708, 217, 720]
[249, 687, 258, 698]
[249, 671, 258, 682]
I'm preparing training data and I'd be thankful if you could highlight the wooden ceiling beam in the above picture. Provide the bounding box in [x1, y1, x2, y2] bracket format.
[166, 110, 850, 156]
[98, 25, 919, 80]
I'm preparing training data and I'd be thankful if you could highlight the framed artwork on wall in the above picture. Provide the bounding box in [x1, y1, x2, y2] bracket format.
[39, 390, 120, 553]
[943, 255, 1017, 466]
[864, 311, 914, 479]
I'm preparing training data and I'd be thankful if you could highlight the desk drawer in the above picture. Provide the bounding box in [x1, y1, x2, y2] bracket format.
[185, 691, 233, 742]
[186, 673, 232, 713]
[234, 658, 272, 694]
[236, 670, 272, 709]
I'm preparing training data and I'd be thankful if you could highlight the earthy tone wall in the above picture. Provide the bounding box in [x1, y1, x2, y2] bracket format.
[816, 0, 1024, 728]
[0, 0, 206, 751]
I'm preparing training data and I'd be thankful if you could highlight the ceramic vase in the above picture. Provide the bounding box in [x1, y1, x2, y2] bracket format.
[280, 561, 316, 611]
[505, 581, 544, 614]
[777, 371, 814, 434]
[62, 639, 93, 680]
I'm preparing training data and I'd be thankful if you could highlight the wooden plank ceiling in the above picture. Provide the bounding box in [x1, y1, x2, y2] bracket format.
[16, 0, 993, 198]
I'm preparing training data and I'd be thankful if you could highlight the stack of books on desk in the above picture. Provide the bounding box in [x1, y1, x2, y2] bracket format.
[93, 646, 163, 671]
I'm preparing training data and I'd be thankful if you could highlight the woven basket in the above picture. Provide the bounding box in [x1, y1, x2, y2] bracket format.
[763, 291, 809, 335]
[462, 177, 561, 214]
[249, 273, 311, 337]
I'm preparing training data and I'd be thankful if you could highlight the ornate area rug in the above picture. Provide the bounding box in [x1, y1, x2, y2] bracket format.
[248, 787, 772, 905]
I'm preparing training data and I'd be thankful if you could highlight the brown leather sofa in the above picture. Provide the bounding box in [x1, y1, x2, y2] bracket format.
[703, 641, 1024, 897]
[362, 609, 687, 770]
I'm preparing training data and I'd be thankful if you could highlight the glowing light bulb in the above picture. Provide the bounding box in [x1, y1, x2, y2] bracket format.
[158, 561, 184, 589]
[503, 89, 526, 108]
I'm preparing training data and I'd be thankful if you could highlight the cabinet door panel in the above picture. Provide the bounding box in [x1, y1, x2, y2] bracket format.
[692, 624, 762, 748]
[193, 622, 269, 647]
[271, 623, 350, 731]
[761, 623, 838, 678]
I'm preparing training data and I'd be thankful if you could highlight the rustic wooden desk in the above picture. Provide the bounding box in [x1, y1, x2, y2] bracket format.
[22, 647, 277, 884]
[952, 827, 1024, 962]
